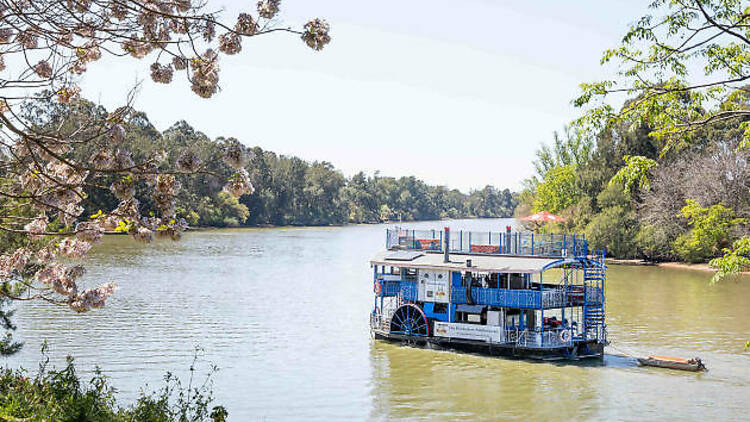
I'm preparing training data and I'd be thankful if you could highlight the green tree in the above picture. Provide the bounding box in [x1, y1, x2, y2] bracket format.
[585, 185, 639, 258]
[533, 125, 594, 179]
[533, 165, 580, 214]
[673, 200, 746, 263]
[575, 1, 750, 152]
[573, 0, 750, 279]
[710, 237, 750, 284]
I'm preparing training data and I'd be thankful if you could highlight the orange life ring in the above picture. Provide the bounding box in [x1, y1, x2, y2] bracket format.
[374, 281, 382, 295]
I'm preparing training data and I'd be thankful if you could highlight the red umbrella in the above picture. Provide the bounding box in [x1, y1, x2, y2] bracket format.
[520, 211, 567, 223]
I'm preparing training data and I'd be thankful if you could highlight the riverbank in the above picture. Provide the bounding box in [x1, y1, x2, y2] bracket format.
[606, 258, 750, 276]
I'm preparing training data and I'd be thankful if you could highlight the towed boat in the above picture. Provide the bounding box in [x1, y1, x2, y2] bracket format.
[637, 355, 707, 372]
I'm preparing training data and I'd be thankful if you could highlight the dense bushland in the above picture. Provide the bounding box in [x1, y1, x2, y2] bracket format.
[45, 100, 518, 229]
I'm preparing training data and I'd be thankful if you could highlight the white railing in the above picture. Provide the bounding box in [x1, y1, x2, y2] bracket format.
[516, 329, 573, 348]
[542, 288, 566, 307]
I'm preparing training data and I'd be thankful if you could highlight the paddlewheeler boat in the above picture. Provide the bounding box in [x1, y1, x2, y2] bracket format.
[369, 227, 608, 360]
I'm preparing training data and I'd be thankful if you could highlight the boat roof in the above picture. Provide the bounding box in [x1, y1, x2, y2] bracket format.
[370, 251, 573, 274]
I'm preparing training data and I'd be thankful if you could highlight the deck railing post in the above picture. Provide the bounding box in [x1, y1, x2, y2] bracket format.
[531, 233, 534, 256]
[443, 227, 450, 263]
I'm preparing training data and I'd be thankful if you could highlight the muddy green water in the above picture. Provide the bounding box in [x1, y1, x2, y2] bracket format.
[6, 219, 750, 421]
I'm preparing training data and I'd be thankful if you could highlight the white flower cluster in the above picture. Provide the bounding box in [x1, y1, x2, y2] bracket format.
[172, 56, 188, 70]
[0, 248, 31, 280]
[190, 49, 220, 98]
[258, 0, 281, 19]
[24, 215, 49, 240]
[152, 174, 181, 217]
[236, 13, 258, 35]
[110, 177, 135, 201]
[57, 237, 92, 259]
[218, 33, 242, 55]
[177, 150, 201, 172]
[150, 62, 174, 84]
[223, 143, 247, 169]
[223, 169, 255, 198]
[34, 60, 53, 78]
[302, 19, 331, 51]
[69, 282, 118, 313]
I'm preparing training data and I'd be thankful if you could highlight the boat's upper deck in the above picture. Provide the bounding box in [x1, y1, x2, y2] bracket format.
[386, 228, 588, 259]
[370, 250, 572, 274]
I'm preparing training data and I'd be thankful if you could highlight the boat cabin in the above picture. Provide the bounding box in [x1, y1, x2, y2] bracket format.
[369, 227, 607, 360]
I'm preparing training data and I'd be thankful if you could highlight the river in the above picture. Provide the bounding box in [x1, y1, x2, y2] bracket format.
[6, 219, 750, 421]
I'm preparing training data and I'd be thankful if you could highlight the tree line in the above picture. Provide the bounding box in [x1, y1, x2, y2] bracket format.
[57, 101, 519, 228]
[521, 108, 750, 266]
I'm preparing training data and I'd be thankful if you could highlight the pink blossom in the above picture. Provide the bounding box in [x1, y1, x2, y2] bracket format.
[57, 238, 92, 259]
[223, 169, 255, 197]
[34, 60, 53, 78]
[76, 221, 103, 243]
[133, 227, 154, 243]
[257, 0, 281, 19]
[236, 13, 258, 35]
[150, 62, 174, 84]
[218, 33, 242, 55]
[24, 215, 48, 239]
[302, 19, 331, 51]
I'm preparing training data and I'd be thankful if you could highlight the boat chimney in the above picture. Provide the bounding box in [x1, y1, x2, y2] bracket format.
[444, 227, 450, 263]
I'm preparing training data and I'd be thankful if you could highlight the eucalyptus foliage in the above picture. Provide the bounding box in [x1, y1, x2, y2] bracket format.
[574, 0, 750, 154]
[532, 165, 580, 215]
[609, 155, 658, 194]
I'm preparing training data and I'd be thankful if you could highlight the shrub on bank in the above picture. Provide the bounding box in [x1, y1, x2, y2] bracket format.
[673, 200, 746, 263]
[635, 224, 676, 261]
[0, 350, 226, 422]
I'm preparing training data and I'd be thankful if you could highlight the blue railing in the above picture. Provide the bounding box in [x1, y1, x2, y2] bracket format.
[377, 279, 418, 300]
[379, 279, 584, 309]
[457, 287, 572, 309]
[386, 229, 588, 258]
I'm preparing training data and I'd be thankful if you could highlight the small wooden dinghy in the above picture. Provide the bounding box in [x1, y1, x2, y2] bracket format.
[637, 355, 707, 372]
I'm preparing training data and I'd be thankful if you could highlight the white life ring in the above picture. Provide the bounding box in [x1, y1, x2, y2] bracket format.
[559, 330, 571, 343]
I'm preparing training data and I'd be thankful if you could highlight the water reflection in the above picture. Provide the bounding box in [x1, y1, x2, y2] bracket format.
[369, 341, 606, 421]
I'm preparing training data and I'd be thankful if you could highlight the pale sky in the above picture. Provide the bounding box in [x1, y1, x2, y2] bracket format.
[79, 0, 652, 192]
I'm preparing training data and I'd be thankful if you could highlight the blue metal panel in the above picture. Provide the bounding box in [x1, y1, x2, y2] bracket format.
[471, 288, 542, 309]
[423, 303, 449, 321]
[400, 281, 418, 301]
[380, 280, 402, 297]
[450, 272, 466, 304]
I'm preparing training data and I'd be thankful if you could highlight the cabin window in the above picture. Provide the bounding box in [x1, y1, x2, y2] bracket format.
[505, 309, 521, 328]
[402, 268, 417, 281]
[432, 303, 447, 313]
[463, 272, 492, 288]
[509, 273, 527, 289]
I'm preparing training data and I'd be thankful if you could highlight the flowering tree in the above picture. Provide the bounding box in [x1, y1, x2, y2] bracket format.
[0, 0, 330, 354]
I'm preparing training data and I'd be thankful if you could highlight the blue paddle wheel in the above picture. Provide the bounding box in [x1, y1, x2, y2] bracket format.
[390, 304, 429, 336]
